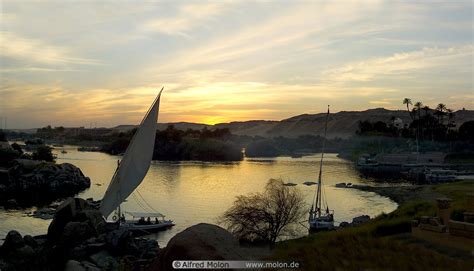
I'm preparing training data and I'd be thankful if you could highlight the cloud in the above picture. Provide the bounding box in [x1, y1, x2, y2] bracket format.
[0, 31, 100, 65]
[322, 45, 473, 83]
[142, 2, 228, 37]
[0, 67, 80, 73]
[1, 1, 472, 128]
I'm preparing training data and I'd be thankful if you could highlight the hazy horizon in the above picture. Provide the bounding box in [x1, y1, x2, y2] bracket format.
[1, 1, 473, 129]
[3, 106, 473, 131]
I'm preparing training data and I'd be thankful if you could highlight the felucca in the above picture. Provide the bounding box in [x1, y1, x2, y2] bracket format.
[100, 88, 174, 233]
[308, 105, 335, 231]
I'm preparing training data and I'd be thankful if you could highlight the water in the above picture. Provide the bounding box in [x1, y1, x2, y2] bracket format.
[0, 146, 397, 246]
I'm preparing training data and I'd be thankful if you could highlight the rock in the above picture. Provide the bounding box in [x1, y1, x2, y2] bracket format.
[65, 260, 86, 271]
[153, 223, 245, 271]
[65, 260, 101, 271]
[90, 250, 118, 270]
[8, 245, 35, 267]
[104, 228, 132, 252]
[1, 230, 25, 252]
[77, 209, 106, 234]
[2, 161, 91, 207]
[60, 221, 94, 247]
[48, 198, 106, 243]
[352, 215, 371, 225]
[23, 235, 38, 248]
[339, 221, 351, 228]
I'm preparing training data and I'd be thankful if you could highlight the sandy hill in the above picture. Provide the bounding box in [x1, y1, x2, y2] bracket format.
[110, 108, 474, 138]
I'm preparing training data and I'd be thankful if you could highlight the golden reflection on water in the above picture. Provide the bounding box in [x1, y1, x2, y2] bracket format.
[0, 147, 397, 246]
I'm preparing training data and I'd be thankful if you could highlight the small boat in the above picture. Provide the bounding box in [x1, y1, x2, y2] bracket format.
[308, 106, 335, 232]
[61, 150, 67, 154]
[283, 182, 297, 186]
[78, 146, 101, 152]
[303, 181, 318, 186]
[100, 88, 174, 234]
[119, 212, 174, 233]
[424, 169, 456, 183]
[335, 182, 346, 188]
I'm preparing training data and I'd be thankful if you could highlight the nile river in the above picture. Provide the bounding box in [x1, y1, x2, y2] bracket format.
[0, 146, 397, 246]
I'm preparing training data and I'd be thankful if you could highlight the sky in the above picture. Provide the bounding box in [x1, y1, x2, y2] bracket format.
[0, 0, 473, 128]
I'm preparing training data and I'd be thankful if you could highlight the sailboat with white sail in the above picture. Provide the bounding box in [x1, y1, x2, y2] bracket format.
[100, 88, 174, 233]
[308, 105, 335, 231]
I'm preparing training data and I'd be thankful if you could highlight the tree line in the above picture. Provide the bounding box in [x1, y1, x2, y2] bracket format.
[101, 125, 243, 161]
[356, 99, 473, 142]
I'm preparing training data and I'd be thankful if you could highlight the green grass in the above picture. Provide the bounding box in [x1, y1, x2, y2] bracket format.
[270, 181, 474, 270]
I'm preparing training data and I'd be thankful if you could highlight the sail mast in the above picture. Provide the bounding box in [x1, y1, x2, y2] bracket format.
[314, 105, 330, 216]
[100, 88, 164, 218]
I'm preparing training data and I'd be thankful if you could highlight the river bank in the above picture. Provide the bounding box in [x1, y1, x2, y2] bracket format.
[348, 184, 441, 204]
[271, 180, 474, 270]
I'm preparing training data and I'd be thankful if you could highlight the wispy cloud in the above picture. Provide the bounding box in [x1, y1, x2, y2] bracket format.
[322, 45, 473, 83]
[0, 31, 100, 65]
[142, 2, 228, 37]
[0, 1, 472, 128]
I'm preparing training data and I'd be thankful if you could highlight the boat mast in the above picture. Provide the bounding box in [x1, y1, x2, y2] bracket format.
[314, 105, 330, 217]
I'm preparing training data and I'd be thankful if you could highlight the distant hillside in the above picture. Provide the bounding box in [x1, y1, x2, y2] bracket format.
[111, 108, 474, 138]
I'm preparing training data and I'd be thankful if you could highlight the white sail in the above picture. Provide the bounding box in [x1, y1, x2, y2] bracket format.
[100, 88, 163, 218]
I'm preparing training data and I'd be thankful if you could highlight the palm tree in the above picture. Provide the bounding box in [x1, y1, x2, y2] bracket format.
[414, 102, 423, 120]
[414, 101, 423, 140]
[447, 109, 454, 123]
[422, 105, 433, 141]
[436, 103, 447, 124]
[403, 98, 413, 120]
[446, 108, 455, 134]
[422, 105, 430, 117]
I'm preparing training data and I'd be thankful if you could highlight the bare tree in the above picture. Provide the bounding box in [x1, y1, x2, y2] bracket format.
[221, 178, 306, 244]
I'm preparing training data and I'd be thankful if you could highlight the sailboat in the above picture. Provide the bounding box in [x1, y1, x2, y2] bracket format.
[308, 105, 335, 231]
[100, 88, 174, 233]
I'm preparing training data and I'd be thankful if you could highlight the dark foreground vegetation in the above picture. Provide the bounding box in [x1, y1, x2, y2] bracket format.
[271, 180, 474, 270]
[220, 178, 306, 244]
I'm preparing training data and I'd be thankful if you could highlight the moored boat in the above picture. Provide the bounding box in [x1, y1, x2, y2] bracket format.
[99, 87, 174, 234]
[308, 105, 335, 232]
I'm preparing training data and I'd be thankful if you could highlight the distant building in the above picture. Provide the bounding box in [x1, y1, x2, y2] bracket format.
[392, 117, 403, 129]
[375, 152, 446, 165]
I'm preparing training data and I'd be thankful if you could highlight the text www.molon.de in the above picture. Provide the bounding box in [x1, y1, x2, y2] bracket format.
[172, 260, 301, 269]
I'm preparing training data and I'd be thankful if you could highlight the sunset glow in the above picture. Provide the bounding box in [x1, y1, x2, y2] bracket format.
[0, 1, 472, 128]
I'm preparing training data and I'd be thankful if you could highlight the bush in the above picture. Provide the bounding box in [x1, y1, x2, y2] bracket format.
[373, 219, 411, 236]
[11, 143, 23, 154]
[0, 148, 20, 167]
[32, 145, 55, 162]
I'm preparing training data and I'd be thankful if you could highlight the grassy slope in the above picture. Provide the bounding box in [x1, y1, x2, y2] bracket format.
[271, 181, 474, 271]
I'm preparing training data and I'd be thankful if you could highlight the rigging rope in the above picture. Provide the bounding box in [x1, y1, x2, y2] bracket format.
[135, 188, 159, 213]
[131, 193, 153, 213]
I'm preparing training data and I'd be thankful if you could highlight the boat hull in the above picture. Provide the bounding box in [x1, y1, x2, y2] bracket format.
[105, 221, 174, 235]
[121, 222, 174, 234]
[309, 216, 335, 232]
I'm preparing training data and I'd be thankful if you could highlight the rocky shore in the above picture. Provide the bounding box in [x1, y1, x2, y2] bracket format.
[0, 198, 267, 271]
[348, 184, 440, 204]
[0, 159, 90, 208]
[0, 198, 159, 270]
